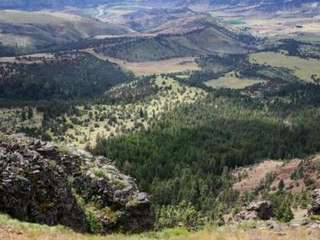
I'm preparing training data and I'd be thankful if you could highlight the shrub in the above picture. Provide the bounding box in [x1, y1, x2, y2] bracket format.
[155, 201, 204, 230]
[276, 202, 294, 223]
[85, 209, 103, 233]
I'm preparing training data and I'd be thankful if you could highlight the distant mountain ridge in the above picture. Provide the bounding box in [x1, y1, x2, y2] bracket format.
[0, 0, 319, 10]
[0, 10, 131, 54]
[213, 0, 320, 8]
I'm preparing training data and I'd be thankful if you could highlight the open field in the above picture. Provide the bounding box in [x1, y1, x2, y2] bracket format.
[249, 52, 320, 82]
[107, 57, 200, 76]
[240, 17, 320, 39]
[84, 49, 200, 76]
[205, 72, 265, 89]
[211, 6, 320, 41]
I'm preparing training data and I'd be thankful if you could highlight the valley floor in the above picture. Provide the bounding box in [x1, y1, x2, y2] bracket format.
[1, 214, 319, 240]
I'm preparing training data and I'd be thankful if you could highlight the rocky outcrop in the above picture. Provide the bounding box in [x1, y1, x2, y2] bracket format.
[0, 135, 154, 233]
[235, 201, 273, 221]
[308, 189, 320, 216]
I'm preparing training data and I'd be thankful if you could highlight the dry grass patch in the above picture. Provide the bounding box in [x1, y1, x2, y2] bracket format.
[250, 52, 320, 82]
[233, 160, 283, 193]
[83, 48, 199, 76]
[1, 215, 319, 240]
[109, 57, 199, 76]
[232, 155, 320, 195]
[221, 14, 320, 40]
[0, 53, 55, 64]
[176, 226, 319, 240]
[205, 72, 265, 89]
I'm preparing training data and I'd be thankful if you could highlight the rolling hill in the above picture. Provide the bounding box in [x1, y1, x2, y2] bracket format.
[0, 10, 131, 55]
[95, 16, 255, 61]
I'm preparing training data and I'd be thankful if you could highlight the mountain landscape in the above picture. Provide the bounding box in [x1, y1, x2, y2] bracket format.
[0, 0, 320, 240]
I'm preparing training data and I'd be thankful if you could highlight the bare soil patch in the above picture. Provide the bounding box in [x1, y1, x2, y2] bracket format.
[233, 160, 283, 192]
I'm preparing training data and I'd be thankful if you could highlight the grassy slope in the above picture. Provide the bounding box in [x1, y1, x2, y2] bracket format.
[0, 214, 319, 240]
[0, 76, 206, 148]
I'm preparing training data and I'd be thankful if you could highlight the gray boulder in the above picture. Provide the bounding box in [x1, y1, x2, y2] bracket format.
[235, 201, 273, 221]
[308, 189, 320, 216]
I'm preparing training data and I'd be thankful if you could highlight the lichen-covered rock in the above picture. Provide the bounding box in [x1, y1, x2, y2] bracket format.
[234, 210, 258, 221]
[235, 201, 273, 221]
[308, 189, 320, 216]
[0, 135, 154, 233]
[0, 141, 87, 232]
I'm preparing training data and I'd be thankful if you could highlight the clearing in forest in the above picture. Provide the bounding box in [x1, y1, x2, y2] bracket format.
[249, 52, 320, 82]
[205, 71, 265, 89]
[107, 57, 200, 76]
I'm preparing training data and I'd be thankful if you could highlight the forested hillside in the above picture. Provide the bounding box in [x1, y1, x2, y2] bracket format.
[0, 52, 132, 101]
[94, 82, 320, 220]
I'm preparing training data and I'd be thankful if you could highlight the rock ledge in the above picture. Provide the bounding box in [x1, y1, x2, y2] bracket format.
[0, 136, 154, 233]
